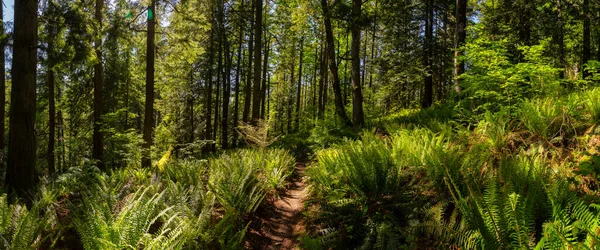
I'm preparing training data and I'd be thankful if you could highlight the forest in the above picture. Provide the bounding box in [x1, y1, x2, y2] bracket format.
[1, 0, 600, 248]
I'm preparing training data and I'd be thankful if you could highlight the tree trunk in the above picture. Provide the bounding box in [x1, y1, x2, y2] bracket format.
[261, 34, 270, 119]
[7, 0, 38, 200]
[369, 0, 377, 88]
[321, 0, 352, 126]
[93, 0, 104, 170]
[351, 0, 365, 126]
[422, 0, 433, 109]
[233, 2, 245, 147]
[0, 2, 5, 166]
[296, 37, 304, 131]
[48, 25, 56, 175]
[251, 0, 263, 123]
[583, 0, 591, 79]
[243, 4, 254, 123]
[454, 0, 466, 93]
[220, 2, 230, 149]
[318, 40, 326, 119]
[204, 30, 215, 152]
[142, 0, 156, 168]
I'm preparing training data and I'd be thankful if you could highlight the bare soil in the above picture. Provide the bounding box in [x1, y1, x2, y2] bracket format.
[245, 162, 308, 249]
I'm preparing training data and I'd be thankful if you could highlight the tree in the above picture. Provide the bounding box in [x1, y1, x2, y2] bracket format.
[351, 0, 365, 126]
[295, 37, 304, 131]
[454, 0, 467, 93]
[6, 0, 39, 199]
[251, 0, 263, 124]
[583, 0, 590, 79]
[142, 0, 156, 168]
[93, 0, 104, 169]
[0, 0, 5, 166]
[321, 0, 352, 126]
[422, 0, 433, 108]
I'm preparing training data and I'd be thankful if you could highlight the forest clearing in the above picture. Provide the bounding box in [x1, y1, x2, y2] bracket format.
[2, 0, 600, 249]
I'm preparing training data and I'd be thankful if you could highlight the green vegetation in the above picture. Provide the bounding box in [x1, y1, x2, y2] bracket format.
[2, 0, 600, 248]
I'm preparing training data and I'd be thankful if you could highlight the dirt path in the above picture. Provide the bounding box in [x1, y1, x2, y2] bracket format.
[246, 162, 308, 249]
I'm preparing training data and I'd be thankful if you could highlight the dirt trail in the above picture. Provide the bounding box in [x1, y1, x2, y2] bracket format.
[246, 162, 308, 249]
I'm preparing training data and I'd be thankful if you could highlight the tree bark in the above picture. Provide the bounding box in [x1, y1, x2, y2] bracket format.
[142, 0, 156, 168]
[0, 1, 5, 166]
[7, 0, 38, 200]
[48, 25, 56, 175]
[219, 1, 230, 149]
[251, 0, 263, 123]
[243, 3, 254, 123]
[318, 40, 326, 119]
[351, 0, 365, 126]
[93, 0, 104, 170]
[422, 0, 433, 108]
[295, 37, 304, 131]
[454, 0, 466, 93]
[321, 0, 352, 126]
[204, 30, 215, 152]
[583, 0, 591, 79]
[233, 1, 245, 147]
[261, 34, 270, 119]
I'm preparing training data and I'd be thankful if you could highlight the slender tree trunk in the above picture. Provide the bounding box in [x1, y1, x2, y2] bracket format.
[251, 0, 263, 123]
[351, 0, 364, 126]
[243, 4, 254, 123]
[288, 48, 296, 134]
[321, 0, 352, 126]
[343, 32, 349, 105]
[233, 2, 245, 147]
[220, 2, 230, 149]
[583, 0, 591, 79]
[48, 26, 56, 175]
[0, 1, 5, 165]
[214, 39, 221, 152]
[261, 34, 270, 119]
[422, 0, 433, 108]
[369, 0, 377, 88]
[189, 71, 194, 145]
[312, 46, 318, 119]
[454, 0, 466, 93]
[142, 0, 156, 168]
[7, 0, 38, 200]
[318, 40, 326, 119]
[204, 30, 215, 152]
[93, 0, 104, 169]
[296, 37, 304, 131]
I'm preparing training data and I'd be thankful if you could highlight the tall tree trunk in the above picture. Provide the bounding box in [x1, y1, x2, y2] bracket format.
[220, 2, 230, 149]
[321, 0, 352, 126]
[343, 32, 349, 105]
[261, 34, 270, 119]
[351, 0, 365, 126]
[555, 0, 565, 78]
[583, 0, 591, 79]
[296, 37, 304, 131]
[312, 46, 318, 119]
[204, 30, 215, 152]
[48, 25, 56, 175]
[93, 0, 104, 170]
[7, 0, 38, 200]
[142, 0, 156, 168]
[243, 4, 254, 123]
[233, 2, 245, 147]
[288, 48, 296, 134]
[422, 0, 433, 108]
[188, 70, 194, 146]
[454, 0, 466, 93]
[0, 1, 5, 166]
[368, 0, 377, 88]
[251, 0, 263, 123]
[318, 40, 326, 119]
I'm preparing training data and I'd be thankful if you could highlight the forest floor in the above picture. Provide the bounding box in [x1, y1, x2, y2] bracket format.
[245, 161, 308, 249]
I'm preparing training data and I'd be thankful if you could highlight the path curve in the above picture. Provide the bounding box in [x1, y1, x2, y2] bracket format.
[245, 162, 308, 249]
